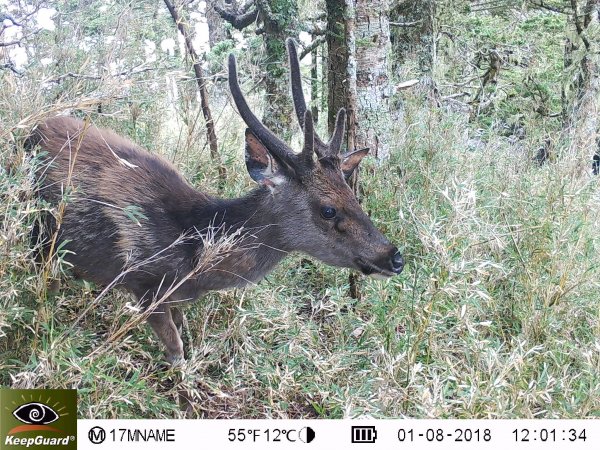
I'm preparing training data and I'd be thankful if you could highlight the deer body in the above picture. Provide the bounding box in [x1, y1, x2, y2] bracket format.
[33, 117, 288, 296]
[31, 39, 404, 363]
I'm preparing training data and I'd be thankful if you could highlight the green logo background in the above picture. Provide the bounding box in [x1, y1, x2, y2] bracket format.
[0, 390, 76, 450]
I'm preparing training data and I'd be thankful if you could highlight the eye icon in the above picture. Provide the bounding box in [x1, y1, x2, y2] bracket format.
[13, 402, 59, 425]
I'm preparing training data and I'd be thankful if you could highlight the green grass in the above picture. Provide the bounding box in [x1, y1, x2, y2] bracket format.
[2, 99, 598, 418]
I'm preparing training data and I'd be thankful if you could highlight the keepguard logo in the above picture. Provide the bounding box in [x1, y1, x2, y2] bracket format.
[0, 390, 76, 450]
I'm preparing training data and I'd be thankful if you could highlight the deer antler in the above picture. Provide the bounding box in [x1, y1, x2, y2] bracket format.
[286, 38, 346, 160]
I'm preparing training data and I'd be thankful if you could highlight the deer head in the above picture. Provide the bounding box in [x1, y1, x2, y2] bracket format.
[228, 40, 404, 278]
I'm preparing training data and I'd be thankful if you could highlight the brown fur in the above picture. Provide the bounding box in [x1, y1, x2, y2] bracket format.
[29, 48, 403, 366]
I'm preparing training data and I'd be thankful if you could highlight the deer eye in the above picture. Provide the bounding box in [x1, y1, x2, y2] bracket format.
[320, 206, 337, 220]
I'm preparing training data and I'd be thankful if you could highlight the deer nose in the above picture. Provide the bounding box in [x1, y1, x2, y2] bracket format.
[391, 249, 404, 274]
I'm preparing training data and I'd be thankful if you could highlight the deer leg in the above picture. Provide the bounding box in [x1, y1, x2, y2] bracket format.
[170, 306, 184, 336]
[147, 305, 184, 365]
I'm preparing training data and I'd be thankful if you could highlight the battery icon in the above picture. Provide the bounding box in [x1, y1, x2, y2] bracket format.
[351, 426, 377, 443]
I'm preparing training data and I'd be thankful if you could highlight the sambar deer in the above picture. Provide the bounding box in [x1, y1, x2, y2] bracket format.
[29, 39, 404, 363]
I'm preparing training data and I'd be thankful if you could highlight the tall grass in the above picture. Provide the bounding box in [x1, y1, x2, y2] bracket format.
[1, 4, 599, 419]
[2, 87, 598, 417]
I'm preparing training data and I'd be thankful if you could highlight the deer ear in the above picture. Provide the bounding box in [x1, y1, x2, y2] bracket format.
[245, 129, 286, 187]
[341, 148, 369, 179]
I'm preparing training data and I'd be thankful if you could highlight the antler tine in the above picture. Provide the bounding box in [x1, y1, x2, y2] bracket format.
[328, 108, 346, 157]
[286, 38, 307, 129]
[286, 38, 327, 152]
[228, 53, 300, 174]
[301, 110, 315, 168]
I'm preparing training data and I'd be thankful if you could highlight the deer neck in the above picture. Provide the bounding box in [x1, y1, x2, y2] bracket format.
[187, 187, 289, 289]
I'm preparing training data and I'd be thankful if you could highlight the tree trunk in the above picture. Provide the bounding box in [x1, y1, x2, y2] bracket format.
[321, 41, 328, 115]
[256, 0, 298, 141]
[311, 33, 320, 123]
[345, 0, 358, 156]
[354, 0, 391, 159]
[391, 0, 436, 73]
[206, 0, 235, 49]
[326, 0, 349, 134]
[344, 0, 361, 300]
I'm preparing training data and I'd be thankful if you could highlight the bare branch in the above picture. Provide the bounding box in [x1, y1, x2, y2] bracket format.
[471, 0, 509, 5]
[238, 0, 256, 14]
[255, 0, 275, 22]
[162, 0, 225, 184]
[1, 3, 41, 27]
[471, 5, 512, 13]
[582, 0, 596, 27]
[570, 0, 590, 50]
[0, 3, 43, 37]
[309, 25, 326, 35]
[308, 12, 326, 22]
[43, 65, 171, 84]
[214, 4, 258, 30]
[528, 0, 569, 14]
[395, 79, 420, 90]
[470, 0, 511, 9]
[0, 62, 24, 76]
[19, 3, 43, 23]
[0, 13, 23, 27]
[389, 20, 422, 27]
[299, 35, 325, 60]
[442, 92, 470, 100]
[0, 28, 43, 46]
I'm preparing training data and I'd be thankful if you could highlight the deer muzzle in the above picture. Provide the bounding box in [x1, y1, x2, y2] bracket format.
[355, 246, 404, 278]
